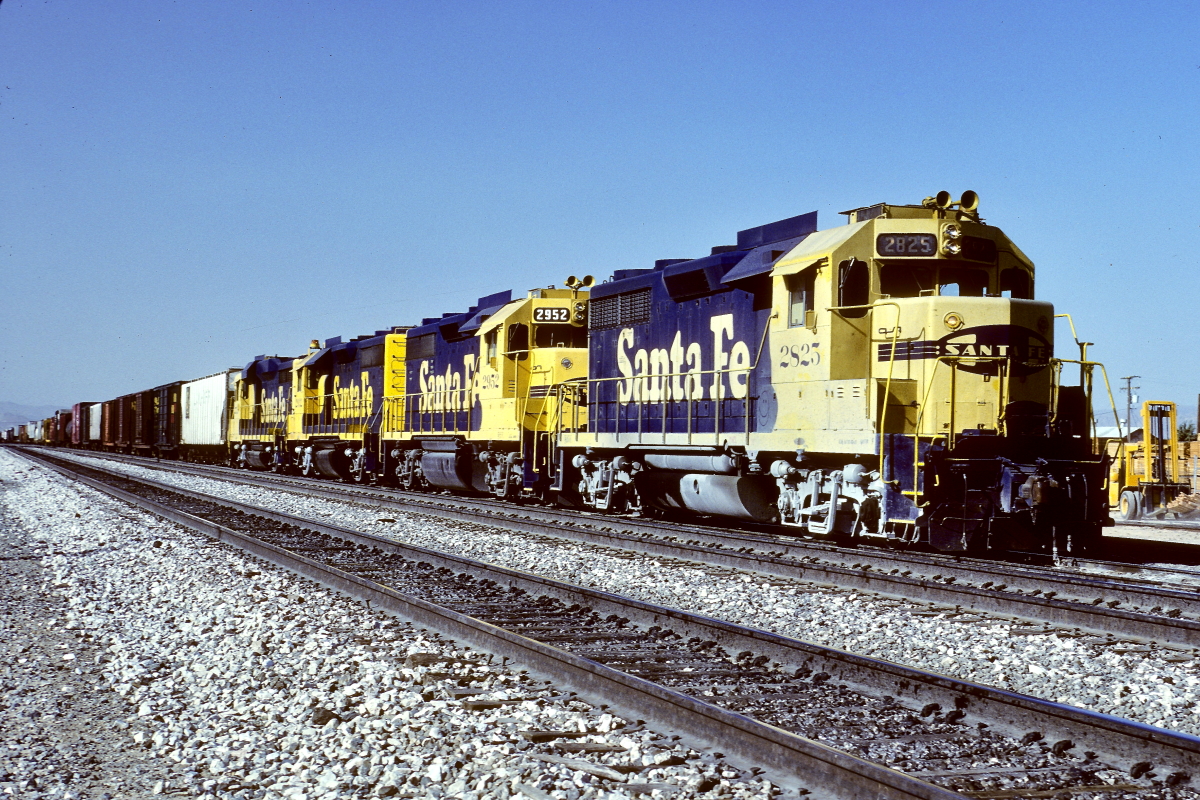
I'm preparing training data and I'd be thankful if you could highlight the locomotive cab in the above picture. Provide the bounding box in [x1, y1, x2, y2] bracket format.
[767, 194, 1108, 554]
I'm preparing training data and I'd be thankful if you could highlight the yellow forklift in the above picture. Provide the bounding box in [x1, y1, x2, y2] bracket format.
[1108, 401, 1190, 519]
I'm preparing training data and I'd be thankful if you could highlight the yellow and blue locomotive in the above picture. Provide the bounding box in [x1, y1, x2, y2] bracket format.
[228, 287, 590, 496]
[230, 354, 297, 470]
[386, 286, 589, 497]
[555, 192, 1111, 556]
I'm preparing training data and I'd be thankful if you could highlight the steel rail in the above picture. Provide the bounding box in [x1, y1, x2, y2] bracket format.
[67, 450, 1200, 584]
[41, 448, 1200, 651]
[24, 449, 1200, 787]
[17, 450, 961, 800]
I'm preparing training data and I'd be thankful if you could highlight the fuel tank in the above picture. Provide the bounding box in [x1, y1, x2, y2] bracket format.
[636, 472, 777, 522]
[243, 447, 272, 470]
[420, 450, 489, 493]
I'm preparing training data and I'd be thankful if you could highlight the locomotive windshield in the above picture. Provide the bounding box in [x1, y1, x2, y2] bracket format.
[534, 323, 588, 349]
[878, 262, 1003, 298]
[937, 267, 988, 297]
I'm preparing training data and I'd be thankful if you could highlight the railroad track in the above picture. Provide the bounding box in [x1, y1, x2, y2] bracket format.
[17, 448, 1200, 799]
[32, 448, 1200, 653]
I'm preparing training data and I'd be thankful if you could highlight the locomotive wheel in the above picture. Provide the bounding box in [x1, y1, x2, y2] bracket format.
[1119, 491, 1142, 521]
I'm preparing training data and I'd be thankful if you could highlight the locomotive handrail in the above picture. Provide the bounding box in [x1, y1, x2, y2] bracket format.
[1049, 358, 1124, 446]
[905, 354, 1014, 503]
[862, 301, 903, 479]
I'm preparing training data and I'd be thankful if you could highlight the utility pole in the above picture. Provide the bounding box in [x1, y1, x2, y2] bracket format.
[1121, 376, 1140, 439]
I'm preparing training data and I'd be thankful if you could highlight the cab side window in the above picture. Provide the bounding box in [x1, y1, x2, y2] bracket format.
[484, 330, 498, 364]
[507, 323, 529, 359]
[837, 258, 869, 318]
[787, 267, 816, 327]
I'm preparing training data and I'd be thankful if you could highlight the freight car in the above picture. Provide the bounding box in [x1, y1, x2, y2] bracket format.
[51, 409, 72, 446]
[71, 402, 98, 448]
[146, 382, 184, 458]
[179, 369, 239, 463]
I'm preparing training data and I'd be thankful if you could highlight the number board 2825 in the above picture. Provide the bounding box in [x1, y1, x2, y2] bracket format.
[876, 233, 937, 256]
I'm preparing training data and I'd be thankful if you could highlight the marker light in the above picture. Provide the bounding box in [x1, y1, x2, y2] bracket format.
[944, 312, 964, 330]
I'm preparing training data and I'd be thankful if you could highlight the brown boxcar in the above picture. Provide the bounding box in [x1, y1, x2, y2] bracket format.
[151, 382, 183, 458]
[53, 409, 73, 446]
[133, 391, 155, 455]
[114, 394, 136, 453]
[101, 399, 118, 450]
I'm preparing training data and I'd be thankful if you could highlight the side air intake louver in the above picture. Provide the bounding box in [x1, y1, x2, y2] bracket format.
[406, 334, 436, 360]
[589, 288, 652, 330]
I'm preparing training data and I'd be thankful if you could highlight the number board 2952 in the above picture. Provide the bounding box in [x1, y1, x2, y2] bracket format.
[533, 307, 571, 323]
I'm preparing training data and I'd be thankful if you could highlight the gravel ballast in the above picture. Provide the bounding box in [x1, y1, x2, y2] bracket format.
[50, 452, 1200, 741]
[0, 449, 783, 800]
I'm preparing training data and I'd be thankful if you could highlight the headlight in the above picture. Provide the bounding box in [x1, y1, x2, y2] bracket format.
[944, 312, 964, 330]
[942, 240, 962, 256]
[943, 223, 962, 240]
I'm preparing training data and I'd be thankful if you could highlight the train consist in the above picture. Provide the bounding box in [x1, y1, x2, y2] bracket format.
[5, 192, 1114, 556]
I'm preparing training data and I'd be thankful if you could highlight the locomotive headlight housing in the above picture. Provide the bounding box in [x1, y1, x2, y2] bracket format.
[944, 312, 964, 330]
[941, 240, 962, 256]
[943, 223, 962, 240]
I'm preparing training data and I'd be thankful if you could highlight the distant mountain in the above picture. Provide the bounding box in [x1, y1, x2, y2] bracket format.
[0, 402, 65, 430]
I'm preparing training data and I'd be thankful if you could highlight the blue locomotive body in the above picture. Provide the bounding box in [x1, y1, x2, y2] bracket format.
[585, 213, 817, 442]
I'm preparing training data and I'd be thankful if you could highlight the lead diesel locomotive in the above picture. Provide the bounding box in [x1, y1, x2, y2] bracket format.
[109, 191, 1111, 557]
[555, 191, 1111, 556]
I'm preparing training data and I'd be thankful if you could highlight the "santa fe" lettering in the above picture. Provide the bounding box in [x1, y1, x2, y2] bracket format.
[616, 313, 751, 403]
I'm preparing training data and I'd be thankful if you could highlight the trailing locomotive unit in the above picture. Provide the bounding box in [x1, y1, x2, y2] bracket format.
[288, 328, 409, 481]
[556, 192, 1110, 555]
[230, 354, 297, 470]
[390, 285, 589, 497]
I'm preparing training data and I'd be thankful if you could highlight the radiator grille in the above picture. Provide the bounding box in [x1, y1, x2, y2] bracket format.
[589, 288, 652, 330]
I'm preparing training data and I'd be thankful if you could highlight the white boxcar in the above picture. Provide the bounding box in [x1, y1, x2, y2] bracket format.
[87, 402, 103, 443]
[180, 369, 239, 460]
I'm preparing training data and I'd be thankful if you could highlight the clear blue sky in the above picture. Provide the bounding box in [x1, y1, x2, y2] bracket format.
[1, 1, 1197, 426]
